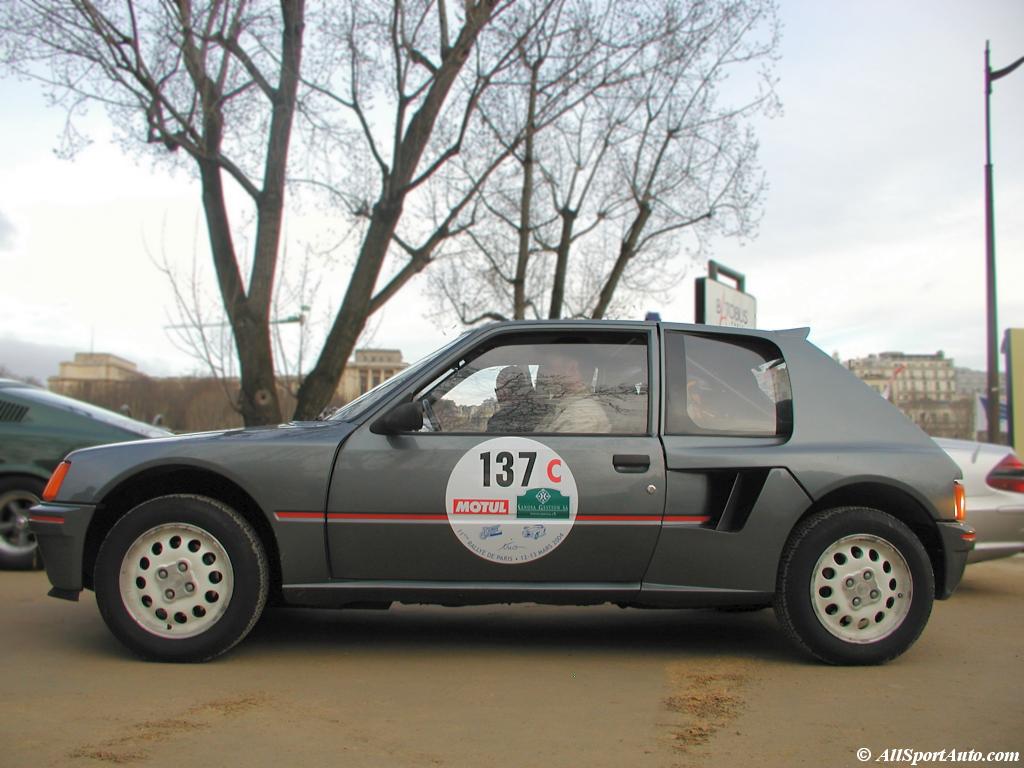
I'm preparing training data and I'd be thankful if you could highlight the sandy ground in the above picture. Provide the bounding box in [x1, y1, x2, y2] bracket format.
[4, 557, 1022, 767]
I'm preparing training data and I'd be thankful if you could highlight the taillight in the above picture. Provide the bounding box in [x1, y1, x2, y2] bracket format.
[42, 461, 71, 501]
[953, 481, 966, 521]
[986, 452, 1024, 494]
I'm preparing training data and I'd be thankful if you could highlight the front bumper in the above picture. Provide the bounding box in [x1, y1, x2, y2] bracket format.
[28, 502, 96, 600]
[935, 520, 975, 599]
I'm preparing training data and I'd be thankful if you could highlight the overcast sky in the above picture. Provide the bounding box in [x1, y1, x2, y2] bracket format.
[1, 1, 1023, 381]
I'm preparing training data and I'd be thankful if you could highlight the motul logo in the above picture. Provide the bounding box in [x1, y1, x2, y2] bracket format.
[452, 499, 510, 515]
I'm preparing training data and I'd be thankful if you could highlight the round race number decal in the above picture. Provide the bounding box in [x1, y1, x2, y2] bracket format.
[445, 437, 578, 564]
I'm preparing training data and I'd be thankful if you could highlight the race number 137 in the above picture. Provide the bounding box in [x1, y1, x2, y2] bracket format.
[480, 451, 536, 488]
[480, 451, 564, 487]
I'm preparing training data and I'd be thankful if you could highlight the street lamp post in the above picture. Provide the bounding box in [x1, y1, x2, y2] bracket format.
[984, 41, 1024, 443]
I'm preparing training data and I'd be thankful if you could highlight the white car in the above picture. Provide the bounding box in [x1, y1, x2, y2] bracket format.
[935, 438, 1024, 563]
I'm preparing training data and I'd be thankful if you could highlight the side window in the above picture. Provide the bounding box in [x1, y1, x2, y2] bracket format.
[665, 332, 792, 437]
[416, 333, 649, 435]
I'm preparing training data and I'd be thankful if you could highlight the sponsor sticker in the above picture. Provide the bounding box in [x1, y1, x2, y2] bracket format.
[451, 499, 510, 515]
[445, 437, 578, 563]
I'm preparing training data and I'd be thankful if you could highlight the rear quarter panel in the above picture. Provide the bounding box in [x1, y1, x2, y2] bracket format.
[648, 325, 960, 594]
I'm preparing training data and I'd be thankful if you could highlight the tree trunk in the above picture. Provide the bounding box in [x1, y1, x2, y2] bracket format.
[233, 311, 285, 425]
[547, 206, 576, 318]
[591, 202, 651, 319]
[512, 60, 540, 320]
[248, 0, 304, 314]
[198, 1, 303, 427]
[292, 0, 498, 420]
[292, 199, 402, 420]
[197, 159, 284, 424]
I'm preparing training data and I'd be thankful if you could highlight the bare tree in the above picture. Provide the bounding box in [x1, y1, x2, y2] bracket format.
[2, 0, 305, 424]
[431, 0, 779, 326]
[590, 0, 776, 318]
[432, 0, 652, 325]
[3, 0, 576, 424]
[157, 228, 320, 412]
[157, 244, 239, 409]
[290, 0, 565, 419]
[3, 0, 775, 427]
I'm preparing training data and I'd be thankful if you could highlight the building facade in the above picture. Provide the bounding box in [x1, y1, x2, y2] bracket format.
[847, 351, 957, 404]
[337, 349, 407, 402]
[48, 348, 408, 431]
[847, 354, 974, 438]
[845, 351, 972, 439]
[49, 352, 145, 390]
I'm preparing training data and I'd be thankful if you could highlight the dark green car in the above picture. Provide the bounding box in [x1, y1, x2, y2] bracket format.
[0, 379, 169, 569]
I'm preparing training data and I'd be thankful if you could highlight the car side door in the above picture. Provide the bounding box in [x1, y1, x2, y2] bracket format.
[326, 326, 666, 589]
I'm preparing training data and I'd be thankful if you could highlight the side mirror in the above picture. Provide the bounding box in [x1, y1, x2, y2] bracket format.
[370, 400, 424, 435]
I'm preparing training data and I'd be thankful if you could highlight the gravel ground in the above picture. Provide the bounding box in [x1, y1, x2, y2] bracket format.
[4, 556, 1022, 767]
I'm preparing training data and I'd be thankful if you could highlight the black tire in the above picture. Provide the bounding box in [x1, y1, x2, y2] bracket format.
[0, 476, 45, 570]
[94, 494, 268, 662]
[774, 506, 934, 665]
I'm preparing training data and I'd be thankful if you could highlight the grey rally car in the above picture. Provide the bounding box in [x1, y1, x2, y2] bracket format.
[30, 321, 973, 665]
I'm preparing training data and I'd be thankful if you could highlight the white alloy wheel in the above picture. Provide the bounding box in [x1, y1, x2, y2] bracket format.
[775, 506, 934, 665]
[119, 523, 235, 639]
[95, 494, 267, 662]
[810, 534, 912, 644]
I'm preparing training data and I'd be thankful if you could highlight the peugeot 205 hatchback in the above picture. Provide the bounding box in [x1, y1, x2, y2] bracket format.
[30, 321, 973, 664]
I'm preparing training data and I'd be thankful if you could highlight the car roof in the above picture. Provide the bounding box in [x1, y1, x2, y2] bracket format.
[0, 378, 40, 391]
[477, 318, 811, 342]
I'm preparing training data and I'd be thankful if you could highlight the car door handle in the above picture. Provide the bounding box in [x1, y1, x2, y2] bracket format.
[613, 454, 650, 473]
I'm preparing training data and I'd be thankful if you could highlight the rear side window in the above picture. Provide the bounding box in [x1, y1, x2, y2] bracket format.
[665, 332, 792, 437]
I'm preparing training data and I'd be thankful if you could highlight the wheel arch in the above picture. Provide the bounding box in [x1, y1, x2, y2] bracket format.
[0, 471, 50, 489]
[83, 465, 282, 598]
[796, 481, 947, 597]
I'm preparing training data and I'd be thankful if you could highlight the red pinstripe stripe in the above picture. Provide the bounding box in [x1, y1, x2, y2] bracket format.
[288, 513, 713, 524]
[278, 512, 711, 524]
[29, 515, 65, 524]
[576, 515, 661, 522]
[327, 513, 448, 521]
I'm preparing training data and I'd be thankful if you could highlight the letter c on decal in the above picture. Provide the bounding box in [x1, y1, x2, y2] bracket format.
[546, 458, 562, 483]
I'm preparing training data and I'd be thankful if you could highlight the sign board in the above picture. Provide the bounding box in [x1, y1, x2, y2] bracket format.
[695, 277, 757, 329]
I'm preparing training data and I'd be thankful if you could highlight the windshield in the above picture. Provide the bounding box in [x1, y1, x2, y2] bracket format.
[329, 332, 470, 423]
[15, 388, 173, 438]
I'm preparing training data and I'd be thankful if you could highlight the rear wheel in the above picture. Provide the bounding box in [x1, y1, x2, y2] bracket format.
[0, 477, 45, 570]
[775, 507, 933, 665]
[94, 494, 268, 662]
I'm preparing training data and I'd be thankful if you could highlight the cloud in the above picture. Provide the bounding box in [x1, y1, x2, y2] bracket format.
[0, 211, 14, 251]
[0, 336, 77, 382]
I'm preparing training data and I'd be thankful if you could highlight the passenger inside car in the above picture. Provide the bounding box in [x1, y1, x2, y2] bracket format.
[534, 347, 611, 434]
[486, 365, 547, 433]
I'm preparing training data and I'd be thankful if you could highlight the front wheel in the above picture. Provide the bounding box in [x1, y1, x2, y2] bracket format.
[94, 495, 268, 662]
[775, 507, 934, 665]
